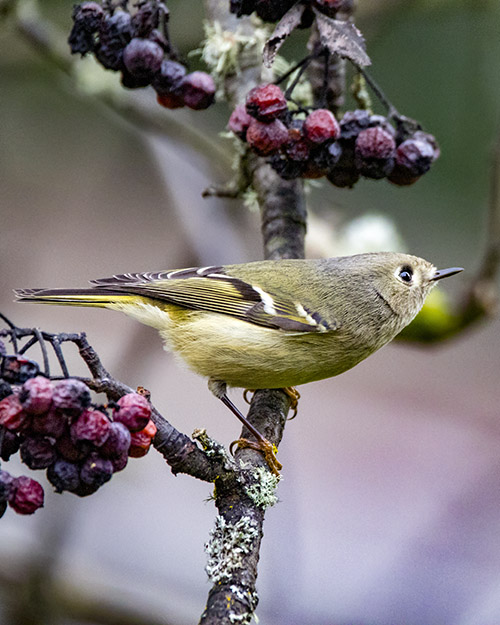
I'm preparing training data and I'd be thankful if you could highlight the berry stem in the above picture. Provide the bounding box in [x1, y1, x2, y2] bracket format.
[357, 66, 400, 119]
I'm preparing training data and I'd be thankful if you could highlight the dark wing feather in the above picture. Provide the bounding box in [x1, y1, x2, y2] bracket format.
[89, 266, 335, 333]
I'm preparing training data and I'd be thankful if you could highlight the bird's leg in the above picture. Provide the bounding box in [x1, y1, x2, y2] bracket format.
[208, 380, 282, 475]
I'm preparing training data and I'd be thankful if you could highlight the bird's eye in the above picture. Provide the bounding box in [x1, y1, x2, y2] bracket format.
[398, 266, 413, 283]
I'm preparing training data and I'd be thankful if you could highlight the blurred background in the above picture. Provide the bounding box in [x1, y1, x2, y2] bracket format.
[1, 0, 500, 623]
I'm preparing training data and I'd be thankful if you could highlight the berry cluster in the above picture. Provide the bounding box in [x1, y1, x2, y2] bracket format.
[228, 84, 440, 187]
[69, 1, 216, 110]
[0, 355, 156, 516]
[230, 0, 352, 23]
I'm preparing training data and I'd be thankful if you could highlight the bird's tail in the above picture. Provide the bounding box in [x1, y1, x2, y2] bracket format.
[14, 288, 135, 308]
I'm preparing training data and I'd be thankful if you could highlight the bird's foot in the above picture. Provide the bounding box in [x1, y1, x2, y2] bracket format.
[230, 437, 282, 476]
[282, 386, 300, 419]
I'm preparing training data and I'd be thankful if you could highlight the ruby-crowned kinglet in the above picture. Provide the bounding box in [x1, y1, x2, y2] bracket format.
[16, 252, 462, 393]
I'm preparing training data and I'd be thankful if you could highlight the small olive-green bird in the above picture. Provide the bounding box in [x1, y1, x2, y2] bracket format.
[16, 252, 462, 472]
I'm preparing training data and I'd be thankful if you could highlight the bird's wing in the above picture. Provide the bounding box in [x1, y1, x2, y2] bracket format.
[90, 266, 336, 333]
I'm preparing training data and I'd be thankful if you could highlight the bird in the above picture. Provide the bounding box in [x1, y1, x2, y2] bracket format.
[16, 252, 462, 473]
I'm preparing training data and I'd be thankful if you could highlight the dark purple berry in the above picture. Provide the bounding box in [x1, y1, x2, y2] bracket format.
[1, 429, 21, 461]
[254, 0, 296, 22]
[122, 38, 163, 81]
[0, 470, 14, 502]
[114, 393, 151, 432]
[340, 109, 371, 141]
[110, 450, 129, 472]
[100, 421, 131, 458]
[327, 142, 360, 188]
[246, 84, 287, 122]
[95, 12, 133, 71]
[0, 380, 12, 401]
[303, 109, 340, 145]
[31, 406, 67, 439]
[20, 376, 53, 416]
[1, 355, 39, 384]
[246, 118, 288, 156]
[56, 430, 90, 462]
[269, 154, 305, 180]
[355, 126, 396, 179]
[180, 72, 216, 110]
[304, 141, 343, 178]
[80, 453, 113, 488]
[388, 133, 438, 186]
[9, 476, 44, 515]
[47, 460, 81, 493]
[152, 59, 186, 97]
[131, 1, 160, 38]
[68, 2, 104, 55]
[0, 394, 27, 431]
[148, 29, 170, 53]
[20, 437, 56, 470]
[230, 0, 256, 17]
[70, 409, 110, 447]
[228, 105, 253, 141]
[0, 501, 6, 518]
[52, 379, 91, 417]
[313, 0, 353, 17]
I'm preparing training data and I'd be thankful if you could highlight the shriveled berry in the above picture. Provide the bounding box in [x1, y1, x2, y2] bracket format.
[114, 393, 151, 432]
[326, 142, 360, 188]
[52, 379, 91, 417]
[254, 0, 296, 22]
[71, 409, 110, 447]
[131, 1, 160, 37]
[100, 421, 131, 458]
[180, 72, 216, 110]
[121, 70, 153, 89]
[68, 2, 104, 55]
[230, 0, 256, 17]
[111, 450, 129, 472]
[122, 37, 164, 81]
[0, 394, 27, 431]
[20, 437, 56, 470]
[284, 122, 311, 162]
[9, 476, 44, 515]
[246, 83, 287, 122]
[56, 430, 90, 462]
[340, 109, 371, 140]
[1, 429, 21, 461]
[47, 459, 81, 493]
[80, 453, 113, 488]
[269, 154, 305, 180]
[0, 380, 12, 401]
[303, 109, 340, 144]
[303, 141, 343, 178]
[128, 419, 157, 458]
[156, 92, 185, 109]
[228, 105, 253, 141]
[152, 59, 186, 97]
[355, 126, 396, 179]
[95, 12, 133, 71]
[1, 355, 39, 384]
[31, 406, 67, 439]
[246, 118, 288, 156]
[388, 133, 438, 186]
[0, 470, 14, 502]
[20, 376, 53, 416]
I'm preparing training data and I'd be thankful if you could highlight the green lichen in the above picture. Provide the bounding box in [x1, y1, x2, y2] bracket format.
[245, 466, 279, 508]
[205, 515, 260, 584]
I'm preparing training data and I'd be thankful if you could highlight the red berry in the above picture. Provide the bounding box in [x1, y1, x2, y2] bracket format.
[70, 409, 111, 447]
[20, 376, 53, 415]
[246, 118, 288, 156]
[246, 84, 287, 121]
[0, 394, 27, 431]
[355, 126, 396, 179]
[181, 72, 216, 110]
[52, 379, 91, 417]
[114, 393, 151, 432]
[123, 38, 164, 81]
[9, 476, 44, 515]
[228, 105, 253, 141]
[128, 419, 157, 458]
[303, 109, 340, 145]
[157, 92, 185, 109]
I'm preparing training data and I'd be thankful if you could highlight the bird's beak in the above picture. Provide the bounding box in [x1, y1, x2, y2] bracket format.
[430, 267, 464, 281]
